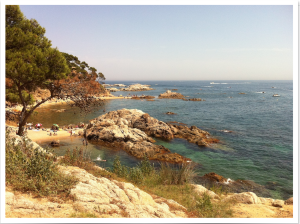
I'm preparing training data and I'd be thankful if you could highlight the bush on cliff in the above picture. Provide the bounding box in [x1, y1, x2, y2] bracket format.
[112, 155, 153, 184]
[5, 131, 78, 200]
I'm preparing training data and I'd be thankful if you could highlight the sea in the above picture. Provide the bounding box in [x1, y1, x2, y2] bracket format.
[28, 80, 293, 200]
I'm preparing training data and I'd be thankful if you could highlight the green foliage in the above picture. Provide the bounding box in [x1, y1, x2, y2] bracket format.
[111, 156, 195, 186]
[157, 162, 196, 185]
[5, 130, 78, 198]
[6, 89, 35, 105]
[6, 5, 70, 91]
[193, 192, 234, 218]
[60, 147, 90, 167]
[59, 147, 118, 181]
[62, 52, 105, 80]
[195, 193, 213, 214]
[138, 155, 154, 176]
[111, 156, 155, 184]
[6, 5, 70, 136]
[209, 184, 229, 196]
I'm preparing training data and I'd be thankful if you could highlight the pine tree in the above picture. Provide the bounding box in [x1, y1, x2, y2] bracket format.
[6, 5, 70, 136]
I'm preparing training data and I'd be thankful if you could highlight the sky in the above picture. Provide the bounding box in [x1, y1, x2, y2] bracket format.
[19, 4, 294, 81]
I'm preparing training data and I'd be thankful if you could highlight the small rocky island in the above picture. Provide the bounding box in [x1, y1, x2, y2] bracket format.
[158, 90, 185, 99]
[84, 109, 218, 163]
[159, 90, 205, 101]
[131, 95, 155, 100]
[120, 84, 154, 91]
[105, 83, 154, 92]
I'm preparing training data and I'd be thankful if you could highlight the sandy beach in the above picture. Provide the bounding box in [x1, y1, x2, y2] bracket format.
[26, 128, 84, 142]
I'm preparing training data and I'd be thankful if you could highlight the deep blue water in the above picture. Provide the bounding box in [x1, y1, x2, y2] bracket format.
[30, 80, 293, 200]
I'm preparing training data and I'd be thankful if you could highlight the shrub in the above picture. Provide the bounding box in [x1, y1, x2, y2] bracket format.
[59, 148, 120, 181]
[5, 131, 78, 199]
[138, 155, 154, 176]
[158, 162, 196, 185]
[60, 147, 92, 168]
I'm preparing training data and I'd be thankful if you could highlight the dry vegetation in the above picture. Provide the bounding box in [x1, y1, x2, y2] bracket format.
[6, 130, 235, 218]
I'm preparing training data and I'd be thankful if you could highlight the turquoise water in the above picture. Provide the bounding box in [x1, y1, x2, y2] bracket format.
[29, 80, 293, 200]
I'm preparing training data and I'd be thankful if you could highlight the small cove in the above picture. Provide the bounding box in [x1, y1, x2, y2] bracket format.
[28, 80, 293, 200]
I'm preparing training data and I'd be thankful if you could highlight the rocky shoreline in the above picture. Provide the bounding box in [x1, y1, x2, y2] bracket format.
[5, 126, 293, 218]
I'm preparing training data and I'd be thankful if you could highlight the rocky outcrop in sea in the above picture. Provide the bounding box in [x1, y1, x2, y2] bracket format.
[158, 90, 185, 99]
[84, 109, 219, 163]
[120, 84, 154, 91]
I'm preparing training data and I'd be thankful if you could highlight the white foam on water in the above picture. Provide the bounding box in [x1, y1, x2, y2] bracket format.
[224, 178, 233, 184]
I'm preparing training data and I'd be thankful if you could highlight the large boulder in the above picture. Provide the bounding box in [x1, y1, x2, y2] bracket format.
[167, 124, 219, 146]
[133, 113, 174, 139]
[272, 199, 285, 208]
[203, 172, 227, 183]
[6, 166, 188, 218]
[284, 197, 293, 205]
[224, 192, 261, 204]
[191, 184, 220, 199]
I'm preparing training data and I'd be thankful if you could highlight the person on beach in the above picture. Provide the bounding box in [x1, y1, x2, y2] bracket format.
[82, 139, 85, 145]
[50, 132, 52, 136]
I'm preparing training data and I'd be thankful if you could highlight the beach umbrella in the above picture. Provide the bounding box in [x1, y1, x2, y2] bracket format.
[53, 124, 59, 127]
[35, 123, 42, 127]
[26, 123, 33, 126]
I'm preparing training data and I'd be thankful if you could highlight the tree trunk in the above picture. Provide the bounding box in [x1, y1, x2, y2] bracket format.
[16, 95, 53, 136]
[17, 120, 26, 136]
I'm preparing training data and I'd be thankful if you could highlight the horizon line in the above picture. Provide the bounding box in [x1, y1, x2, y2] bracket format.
[102, 79, 293, 81]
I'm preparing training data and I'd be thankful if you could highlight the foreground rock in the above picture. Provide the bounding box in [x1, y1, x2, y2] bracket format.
[120, 84, 154, 91]
[223, 192, 261, 204]
[6, 167, 293, 218]
[285, 197, 293, 205]
[192, 184, 220, 199]
[158, 90, 185, 99]
[6, 165, 188, 218]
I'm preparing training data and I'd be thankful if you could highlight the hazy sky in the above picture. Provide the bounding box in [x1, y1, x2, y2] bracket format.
[19, 5, 293, 81]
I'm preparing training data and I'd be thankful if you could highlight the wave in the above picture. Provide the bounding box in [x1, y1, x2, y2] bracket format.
[210, 83, 228, 84]
[210, 82, 251, 85]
